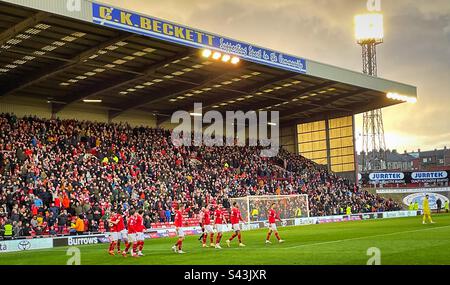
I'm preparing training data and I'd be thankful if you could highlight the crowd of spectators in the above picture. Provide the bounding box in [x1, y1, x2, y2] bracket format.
[0, 113, 401, 239]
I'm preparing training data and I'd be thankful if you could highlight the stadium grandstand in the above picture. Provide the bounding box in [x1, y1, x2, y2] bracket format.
[0, 0, 416, 239]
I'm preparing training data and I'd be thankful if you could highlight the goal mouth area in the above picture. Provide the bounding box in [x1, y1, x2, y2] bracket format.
[230, 194, 310, 223]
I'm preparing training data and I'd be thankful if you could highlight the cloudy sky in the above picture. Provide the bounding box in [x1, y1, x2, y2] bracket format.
[101, 0, 450, 153]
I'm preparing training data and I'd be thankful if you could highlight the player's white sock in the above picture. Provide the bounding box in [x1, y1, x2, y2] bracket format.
[265, 240, 271, 244]
[279, 239, 285, 243]
[215, 244, 222, 249]
[226, 240, 230, 247]
[210, 243, 215, 247]
[172, 245, 177, 252]
[239, 243, 246, 247]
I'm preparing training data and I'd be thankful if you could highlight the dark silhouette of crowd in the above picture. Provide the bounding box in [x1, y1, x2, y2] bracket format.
[0, 113, 401, 239]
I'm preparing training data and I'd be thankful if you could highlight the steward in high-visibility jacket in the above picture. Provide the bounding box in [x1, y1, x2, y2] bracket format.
[346, 206, 352, 215]
[3, 221, 13, 239]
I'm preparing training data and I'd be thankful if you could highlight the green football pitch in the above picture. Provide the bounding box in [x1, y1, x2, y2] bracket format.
[1, 214, 450, 265]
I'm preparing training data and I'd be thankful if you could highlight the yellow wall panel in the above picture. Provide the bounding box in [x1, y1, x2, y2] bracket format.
[298, 116, 355, 173]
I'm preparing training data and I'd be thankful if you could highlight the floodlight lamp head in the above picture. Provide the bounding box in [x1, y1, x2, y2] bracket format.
[354, 13, 384, 44]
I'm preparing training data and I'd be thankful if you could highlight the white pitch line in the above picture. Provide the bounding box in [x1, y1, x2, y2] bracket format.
[282, 224, 450, 250]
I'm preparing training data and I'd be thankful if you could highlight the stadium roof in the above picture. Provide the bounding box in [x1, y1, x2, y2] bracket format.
[0, 0, 417, 125]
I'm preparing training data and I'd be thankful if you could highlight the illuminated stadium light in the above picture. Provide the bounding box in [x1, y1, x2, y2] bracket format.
[16, 34, 30, 39]
[231, 56, 240, 64]
[354, 13, 384, 44]
[72, 32, 86, 38]
[406, 97, 417, 103]
[35, 23, 51, 30]
[386, 92, 417, 103]
[221, 54, 231, 62]
[62, 36, 76, 42]
[133, 51, 147, 56]
[212, 51, 222, 60]
[202, 49, 212, 58]
[83, 99, 102, 103]
[7, 39, 21, 45]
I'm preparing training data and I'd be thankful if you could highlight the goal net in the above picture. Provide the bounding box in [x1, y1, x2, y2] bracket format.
[230, 195, 309, 223]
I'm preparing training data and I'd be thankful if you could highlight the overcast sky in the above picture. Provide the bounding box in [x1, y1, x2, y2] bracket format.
[101, 0, 450, 153]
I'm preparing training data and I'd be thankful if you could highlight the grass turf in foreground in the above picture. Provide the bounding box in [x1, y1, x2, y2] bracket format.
[1, 214, 449, 265]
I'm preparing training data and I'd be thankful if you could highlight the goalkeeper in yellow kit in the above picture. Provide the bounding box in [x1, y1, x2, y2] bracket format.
[422, 194, 435, 224]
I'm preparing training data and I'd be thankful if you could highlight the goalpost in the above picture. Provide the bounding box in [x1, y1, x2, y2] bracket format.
[230, 194, 309, 224]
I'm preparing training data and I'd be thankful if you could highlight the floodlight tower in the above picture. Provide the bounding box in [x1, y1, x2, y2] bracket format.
[354, 13, 387, 171]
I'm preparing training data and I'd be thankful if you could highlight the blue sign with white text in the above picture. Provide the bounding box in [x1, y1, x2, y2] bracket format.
[91, 2, 307, 74]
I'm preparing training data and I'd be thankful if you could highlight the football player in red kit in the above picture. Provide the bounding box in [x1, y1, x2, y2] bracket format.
[135, 209, 145, 256]
[201, 205, 215, 248]
[123, 209, 138, 257]
[108, 209, 119, 255]
[226, 202, 246, 247]
[110, 210, 128, 255]
[171, 204, 186, 254]
[198, 207, 206, 243]
[266, 203, 285, 244]
[213, 205, 226, 249]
